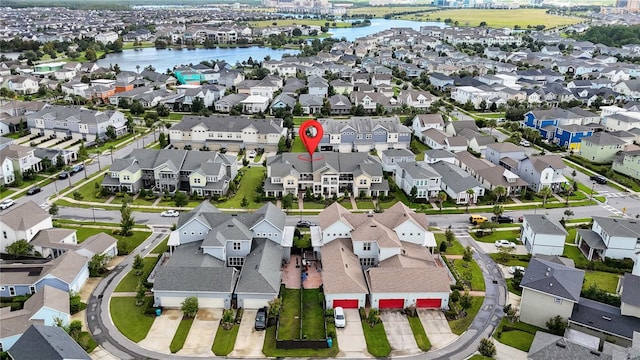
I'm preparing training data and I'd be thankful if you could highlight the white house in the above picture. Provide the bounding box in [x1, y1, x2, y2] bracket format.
[0, 202, 53, 253]
[517, 155, 567, 193]
[575, 217, 640, 261]
[521, 215, 568, 256]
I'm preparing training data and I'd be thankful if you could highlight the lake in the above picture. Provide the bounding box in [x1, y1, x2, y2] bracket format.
[96, 18, 445, 72]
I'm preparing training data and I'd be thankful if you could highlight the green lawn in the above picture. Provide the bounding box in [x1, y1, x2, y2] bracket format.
[340, 199, 353, 209]
[54, 218, 148, 229]
[355, 200, 375, 209]
[470, 229, 520, 244]
[291, 137, 307, 153]
[263, 324, 339, 357]
[361, 321, 391, 357]
[493, 319, 544, 352]
[451, 259, 485, 291]
[411, 137, 430, 161]
[278, 288, 301, 340]
[302, 289, 326, 339]
[563, 244, 589, 268]
[170, 317, 194, 353]
[62, 226, 150, 254]
[584, 271, 620, 293]
[168, 113, 184, 121]
[216, 167, 266, 209]
[294, 234, 311, 249]
[303, 201, 327, 209]
[115, 257, 159, 292]
[212, 324, 239, 355]
[418, 9, 580, 28]
[435, 233, 465, 255]
[488, 253, 531, 267]
[151, 238, 169, 254]
[110, 297, 155, 342]
[407, 316, 431, 351]
[448, 296, 484, 335]
[468, 356, 494, 360]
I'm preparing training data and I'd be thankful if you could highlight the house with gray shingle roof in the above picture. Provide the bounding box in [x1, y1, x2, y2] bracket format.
[169, 114, 286, 152]
[264, 152, 388, 199]
[517, 154, 567, 193]
[394, 162, 442, 200]
[411, 113, 444, 139]
[155, 202, 291, 309]
[575, 216, 640, 261]
[519, 257, 584, 329]
[579, 132, 627, 164]
[521, 215, 568, 256]
[0, 201, 53, 253]
[328, 94, 352, 115]
[7, 324, 90, 360]
[102, 149, 236, 196]
[380, 148, 415, 172]
[429, 160, 484, 204]
[317, 116, 411, 153]
[527, 332, 611, 360]
[620, 273, 640, 319]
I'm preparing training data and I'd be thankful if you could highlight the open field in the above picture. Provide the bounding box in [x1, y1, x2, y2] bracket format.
[247, 19, 352, 28]
[399, 9, 581, 29]
[347, 5, 434, 17]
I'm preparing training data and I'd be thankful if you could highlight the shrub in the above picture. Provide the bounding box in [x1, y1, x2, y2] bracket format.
[359, 307, 366, 320]
[234, 307, 244, 324]
[478, 338, 496, 357]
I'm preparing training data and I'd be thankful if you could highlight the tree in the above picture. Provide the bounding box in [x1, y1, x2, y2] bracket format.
[49, 203, 59, 216]
[366, 308, 381, 327]
[85, 48, 97, 62]
[156, 103, 170, 117]
[106, 125, 117, 140]
[492, 205, 504, 218]
[563, 209, 574, 221]
[135, 280, 146, 306]
[437, 191, 447, 211]
[465, 189, 475, 212]
[409, 186, 418, 203]
[158, 132, 168, 148]
[174, 191, 188, 207]
[6, 239, 33, 256]
[181, 296, 199, 318]
[69, 291, 83, 314]
[282, 193, 294, 213]
[88, 253, 109, 276]
[477, 338, 497, 357]
[546, 315, 568, 336]
[133, 254, 144, 275]
[191, 97, 205, 113]
[460, 291, 472, 311]
[130, 100, 145, 116]
[445, 228, 455, 246]
[498, 245, 515, 261]
[463, 245, 473, 262]
[277, 136, 287, 154]
[538, 186, 553, 206]
[494, 185, 506, 204]
[240, 196, 249, 208]
[119, 202, 135, 236]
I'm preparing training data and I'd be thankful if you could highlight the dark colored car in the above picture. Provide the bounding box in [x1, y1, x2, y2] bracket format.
[590, 175, 607, 184]
[58, 171, 69, 179]
[296, 220, 316, 228]
[255, 307, 267, 331]
[491, 215, 514, 224]
[26, 186, 41, 195]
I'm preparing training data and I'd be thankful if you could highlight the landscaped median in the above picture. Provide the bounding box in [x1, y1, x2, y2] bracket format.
[360, 309, 391, 358]
[169, 316, 194, 353]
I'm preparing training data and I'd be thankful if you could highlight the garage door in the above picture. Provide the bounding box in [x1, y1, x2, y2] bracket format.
[159, 296, 185, 307]
[241, 298, 268, 309]
[199, 297, 225, 308]
[379, 299, 404, 309]
[416, 298, 442, 308]
[333, 299, 359, 309]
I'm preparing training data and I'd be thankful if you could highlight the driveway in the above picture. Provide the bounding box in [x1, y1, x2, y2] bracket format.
[418, 309, 458, 350]
[336, 309, 370, 358]
[228, 309, 265, 358]
[475, 242, 528, 255]
[137, 309, 183, 353]
[379, 311, 421, 356]
[176, 309, 221, 356]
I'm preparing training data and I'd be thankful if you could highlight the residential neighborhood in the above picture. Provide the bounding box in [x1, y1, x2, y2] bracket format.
[1, 2, 640, 360]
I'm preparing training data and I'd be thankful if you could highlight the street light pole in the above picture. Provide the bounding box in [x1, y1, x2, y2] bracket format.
[590, 181, 595, 203]
[91, 207, 96, 223]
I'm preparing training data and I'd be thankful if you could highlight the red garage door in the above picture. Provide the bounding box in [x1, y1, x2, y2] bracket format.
[333, 299, 359, 309]
[379, 299, 405, 309]
[416, 298, 442, 308]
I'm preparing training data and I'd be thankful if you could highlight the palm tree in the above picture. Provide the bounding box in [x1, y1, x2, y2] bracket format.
[486, 119, 497, 135]
[466, 189, 475, 212]
[437, 191, 447, 212]
[494, 186, 506, 204]
[538, 186, 553, 207]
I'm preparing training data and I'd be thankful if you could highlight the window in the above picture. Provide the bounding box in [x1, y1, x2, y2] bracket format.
[9, 286, 16, 296]
[2, 231, 6, 239]
[228, 257, 244, 266]
[233, 242, 241, 251]
[359, 179, 367, 185]
[360, 258, 375, 266]
[554, 297, 563, 304]
[29, 285, 36, 294]
[363, 242, 371, 251]
[194, 178, 201, 184]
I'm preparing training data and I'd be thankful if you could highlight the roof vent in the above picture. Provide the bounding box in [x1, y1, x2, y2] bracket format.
[590, 350, 601, 357]
[231, 214, 237, 216]
[602, 316, 611, 321]
[549, 282, 553, 287]
[555, 342, 566, 348]
[228, 224, 234, 227]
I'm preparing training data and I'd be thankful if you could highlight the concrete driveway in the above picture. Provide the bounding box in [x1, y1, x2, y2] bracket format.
[417, 309, 458, 350]
[379, 311, 421, 356]
[176, 309, 221, 356]
[228, 309, 265, 358]
[475, 241, 528, 255]
[336, 309, 370, 358]
[137, 309, 183, 353]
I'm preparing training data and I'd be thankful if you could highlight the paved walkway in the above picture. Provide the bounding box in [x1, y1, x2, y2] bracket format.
[417, 310, 458, 350]
[176, 309, 220, 356]
[336, 309, 370, 358]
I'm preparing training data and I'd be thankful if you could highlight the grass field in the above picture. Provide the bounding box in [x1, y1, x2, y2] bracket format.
[302, 289, 326, 339]
[115, 257, 160, 292]
[362, 321, 391, 357]
[451, 259, 485, 291]
[493, 319, 545, 352]
[278, 288, 301, 340]
[435, 233, 466, 255]
[212, 324, 239, 355]
[470, 229, 520, 244]
[110, 297, 155, 342]
[170, 317, 194, 353]
[583, 270, 620, 293]
[263, 324, 339, 357]
[403, 9, 581, 29]
[248, 19, 353, 29]
[407, 316, 431, 351]
[347, 5, 434, 17]
[216, 167, 266, 209]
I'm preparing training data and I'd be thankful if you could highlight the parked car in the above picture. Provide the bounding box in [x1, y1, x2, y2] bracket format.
[71, 164, 84, 174]
[58, 171, 69, 179]
[26, 186, 41, 195]
[0, 198, 15, 210]
[296, 220, 316, 228]
[160, 210, 180, 217]
[590, 175, 607, 185]
[495, 240, 517, 248]
[491, 215, 514, 224]
[334, 306, 346, 328]
[469, 215, 488, 225]
[255, 307, 267, 331]
[248, 150, 257, 158]
[508, 266, 526, 274]
[518, 216, 524, 223]
[519, 140, 531, 147]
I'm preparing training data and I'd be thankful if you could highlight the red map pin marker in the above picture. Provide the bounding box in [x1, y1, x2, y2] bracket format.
[299, 119, 323, 159]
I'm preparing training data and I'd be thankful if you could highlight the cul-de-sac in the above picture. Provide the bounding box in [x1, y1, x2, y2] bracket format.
[1, 1, 640, 359]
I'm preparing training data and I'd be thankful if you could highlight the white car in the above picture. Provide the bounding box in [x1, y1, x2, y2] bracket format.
[334, 307, 346, 328]
[508, 266, 526, 274]
[0, 198, 15, 210]
[495, 240, 517, 248]
[248, 150, 257, 158]
[519, 140, 531, 147]
[160, 210, 179, 217]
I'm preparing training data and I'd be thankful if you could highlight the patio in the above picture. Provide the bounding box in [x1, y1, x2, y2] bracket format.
[281, 254, 322, 289]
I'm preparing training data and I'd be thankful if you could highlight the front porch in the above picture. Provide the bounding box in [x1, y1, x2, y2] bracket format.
[576, 229, 605, 261]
